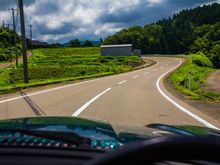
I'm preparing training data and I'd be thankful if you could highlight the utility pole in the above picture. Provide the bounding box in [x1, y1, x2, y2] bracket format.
[8, 32, 12, 62]
[6, 23, 13, 62]
[9, 8, 18, 67]
[188, 71, 192, 92]
[2, 20, 5, 28]
[18, 0, 29, 83]
[29, 24, 32, 52]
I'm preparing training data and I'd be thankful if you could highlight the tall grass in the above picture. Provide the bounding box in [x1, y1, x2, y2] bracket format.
[170, 52, 220, 102]
[0, 47, 142, 93]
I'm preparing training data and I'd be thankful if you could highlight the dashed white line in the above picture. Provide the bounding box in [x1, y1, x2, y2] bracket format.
[143, 72, 149, 75]
[118, 80, 127, 85]
[72, 88, 111, 117]
[132, 75, 139, 79]
[156, 60, 219, 130]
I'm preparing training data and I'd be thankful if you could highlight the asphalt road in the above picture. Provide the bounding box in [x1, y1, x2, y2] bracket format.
[0, 57, 219, 129]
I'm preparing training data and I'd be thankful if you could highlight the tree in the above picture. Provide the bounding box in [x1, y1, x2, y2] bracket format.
[190, 22, 220, 67]
[0, 27, 21, 61]
[82, 40, 94, 47]
[100, 38, 103, 44]
[103, 3, 220, 55]
[68, 39, 80, 47]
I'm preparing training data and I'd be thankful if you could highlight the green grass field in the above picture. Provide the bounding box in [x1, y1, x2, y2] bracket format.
[169, 53, 220, 102]
[0, 47, 142, 93]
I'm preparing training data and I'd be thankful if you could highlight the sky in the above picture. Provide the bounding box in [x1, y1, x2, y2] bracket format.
[0, 0, 219, 43]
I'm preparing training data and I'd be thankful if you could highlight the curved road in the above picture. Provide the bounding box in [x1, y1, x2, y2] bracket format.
[0, 57, 219, 129]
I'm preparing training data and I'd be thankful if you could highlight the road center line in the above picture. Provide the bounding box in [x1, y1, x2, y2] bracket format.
[118, 80, 127, 85]
[132, 75, 139, 79]
[156, 60, 219, 130]
[72, 88, 111, 117]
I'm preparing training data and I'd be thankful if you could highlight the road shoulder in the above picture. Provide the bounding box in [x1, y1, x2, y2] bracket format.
[164, 75, 220, 122]
[202, 69, 220, 93]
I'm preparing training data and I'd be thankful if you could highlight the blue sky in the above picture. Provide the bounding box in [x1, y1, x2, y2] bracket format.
[0, 0, 219, 43]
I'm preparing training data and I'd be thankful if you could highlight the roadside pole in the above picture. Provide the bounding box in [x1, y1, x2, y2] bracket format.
[188, 71, 192, 92]
[9, 8, 18, 67]
[18, 0, 29, 83]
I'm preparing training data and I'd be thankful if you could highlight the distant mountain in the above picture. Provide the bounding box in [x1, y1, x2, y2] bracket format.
[62, 41, 100, 47]
[80, 41, 100, 46]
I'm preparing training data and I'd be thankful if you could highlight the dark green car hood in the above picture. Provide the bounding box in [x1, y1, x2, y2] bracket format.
[0, 117, 219, 149]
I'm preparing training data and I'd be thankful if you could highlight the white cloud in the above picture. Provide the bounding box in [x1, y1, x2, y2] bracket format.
[147, 0, 163, 6]
[0, 0, 218, 43]
[94, 23, 123, 36]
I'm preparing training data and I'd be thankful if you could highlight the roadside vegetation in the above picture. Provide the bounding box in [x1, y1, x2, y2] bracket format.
[0, 27, 21, 61]
[169, 53, 220, 102]
[0, 47, 142, 94]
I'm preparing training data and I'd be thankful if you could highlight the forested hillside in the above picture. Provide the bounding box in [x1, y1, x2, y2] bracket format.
[0, 27, 21, 61]
[103, 3, 220, 67]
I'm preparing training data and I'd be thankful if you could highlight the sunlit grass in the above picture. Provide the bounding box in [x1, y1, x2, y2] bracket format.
[170, 53, 220, 102]
[0, 47, 141, 93]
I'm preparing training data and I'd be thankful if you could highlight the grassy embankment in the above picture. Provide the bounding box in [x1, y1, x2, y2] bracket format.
[0, 47, 142, 94]
[169, 52, 220, 102]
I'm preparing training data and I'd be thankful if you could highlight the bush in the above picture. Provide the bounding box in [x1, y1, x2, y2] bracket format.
[0, 48, 11, 61]
[191, 52, 213, 67]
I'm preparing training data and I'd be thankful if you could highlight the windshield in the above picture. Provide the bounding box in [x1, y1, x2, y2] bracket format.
[0, 0, 220, 149]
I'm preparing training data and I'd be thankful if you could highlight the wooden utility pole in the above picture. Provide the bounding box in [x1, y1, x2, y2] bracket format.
[18, 0, 29, 83]
[9, 8, 18, 67]
[2, 20, 5, 28]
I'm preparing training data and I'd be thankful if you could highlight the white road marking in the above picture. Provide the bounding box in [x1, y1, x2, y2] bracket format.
[0, 59, 158, 104]
[72, 88, 111, 117]
[156, 60, 219, 130]
[132, 75, 139, 79]
[118, 80, 127, 85]
[143, 72, 149, 75]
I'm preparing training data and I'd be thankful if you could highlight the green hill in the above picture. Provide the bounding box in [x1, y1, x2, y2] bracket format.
[103, 3, 220, 67]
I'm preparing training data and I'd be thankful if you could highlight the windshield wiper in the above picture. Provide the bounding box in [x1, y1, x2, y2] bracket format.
[0, 128, 91, 146]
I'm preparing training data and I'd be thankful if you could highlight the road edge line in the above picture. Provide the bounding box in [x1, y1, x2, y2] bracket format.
[156, 60, 220, 130]
[72, 88, 112, 117]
